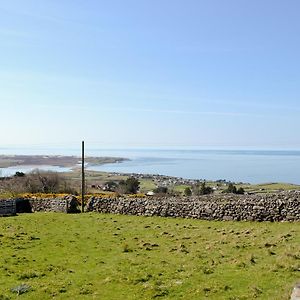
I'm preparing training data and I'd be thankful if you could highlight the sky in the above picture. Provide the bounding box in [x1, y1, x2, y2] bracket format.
[1, 0, 300, 149]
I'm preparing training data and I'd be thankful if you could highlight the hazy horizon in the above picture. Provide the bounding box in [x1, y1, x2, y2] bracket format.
[2, 144, 300, 152]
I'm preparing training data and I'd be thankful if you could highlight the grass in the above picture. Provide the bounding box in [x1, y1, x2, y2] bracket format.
[241, 182, 300, 194]
[139, 179, 157, 193]
[172, 185, 190, 193]
[0, 213, 299, 299]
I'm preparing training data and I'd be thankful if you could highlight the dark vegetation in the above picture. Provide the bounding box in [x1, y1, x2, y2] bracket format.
[153, 186, 168, 194]
[0, 170, 75, 196]
[184, 187, 192, 196]
[116, 177, 140, 194]
[193, 182, 214, 195]
[223, 183, 245, 195]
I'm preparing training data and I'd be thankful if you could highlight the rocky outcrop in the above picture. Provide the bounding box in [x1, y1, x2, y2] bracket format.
[85, 191, 300, 222]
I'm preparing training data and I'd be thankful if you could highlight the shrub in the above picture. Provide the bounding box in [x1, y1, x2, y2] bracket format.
[104, 181, 118, 191]
[223, 183, 245, 194]
[193, 182, 213, 195]
[184, 187, 192, 196]
[14, 172, 25, 177]
[226, 183, 237, 193]
[236, 187, 245, 195]
[24, 170, 61, 193]
[0, 170, 75, 195]
[154, 186, 168, 194]
[117, 177, 140, 194]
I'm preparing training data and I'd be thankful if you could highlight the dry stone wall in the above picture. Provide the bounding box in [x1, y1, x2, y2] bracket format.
[2, 192, 299, 221]
[85, 191, 300, 222]
[15, 195, 79, 213]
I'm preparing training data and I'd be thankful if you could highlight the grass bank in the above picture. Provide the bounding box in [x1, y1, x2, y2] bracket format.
[0, 213, 299, 299]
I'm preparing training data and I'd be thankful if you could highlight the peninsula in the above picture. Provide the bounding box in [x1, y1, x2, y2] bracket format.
[0, 155, 128, 168]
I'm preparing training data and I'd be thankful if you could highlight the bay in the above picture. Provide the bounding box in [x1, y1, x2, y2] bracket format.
[87, 149, 300, 184]
[1, 147, 300, 184]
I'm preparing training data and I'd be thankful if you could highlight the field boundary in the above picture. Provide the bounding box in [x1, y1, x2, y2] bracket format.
[86, 191, 300, 222]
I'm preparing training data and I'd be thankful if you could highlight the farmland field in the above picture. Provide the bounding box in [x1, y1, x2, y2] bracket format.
[0, 213, 299, 299]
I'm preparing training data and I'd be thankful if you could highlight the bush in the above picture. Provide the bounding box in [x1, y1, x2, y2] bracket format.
[104, 181, 118, 191]
[24, 170, 61, 193]
[236, 187, 245, 195]
[184, 187, 192, 196]
[154, 186, 168, 194]
[14, 172, 25, 177]
[0, 170, 75, 195]
[226, 183, 237, 194]
[193, 182, 213, 195]
[117, 177, 140, 194]
[223, 183, 245, 194]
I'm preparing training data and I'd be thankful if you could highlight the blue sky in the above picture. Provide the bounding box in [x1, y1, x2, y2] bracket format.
[1, 0, 300, 149]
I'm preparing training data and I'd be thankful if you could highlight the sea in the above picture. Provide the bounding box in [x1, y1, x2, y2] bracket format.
[1, 147, 300, 184]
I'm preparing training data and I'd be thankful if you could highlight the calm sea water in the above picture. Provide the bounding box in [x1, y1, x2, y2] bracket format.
[1, 147, 300, 184]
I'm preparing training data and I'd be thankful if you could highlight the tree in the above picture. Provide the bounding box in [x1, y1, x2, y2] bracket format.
[200, 182, 213, 195]
[236, 187, 245, 195]
[1, 170, 75, 195]
[226, 183, 237, 194]
[154, 186, 168, 194]
[223, 183, 244, 194]
[14, 171, 25, 177]
[104, 181, 118, 191]
[24, 170, 61, 193]
[184, 187, 192, 196]
[117, 177, 140, 194]
[125, 177, 140, 193]
[193, 182, 213, 195]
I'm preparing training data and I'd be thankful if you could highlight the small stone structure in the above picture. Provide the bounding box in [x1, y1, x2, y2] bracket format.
[85, 191, 300, 222]
[29, 195, 79, 213]
[15, 195, 79, 213]
[0, 199, 16, 216]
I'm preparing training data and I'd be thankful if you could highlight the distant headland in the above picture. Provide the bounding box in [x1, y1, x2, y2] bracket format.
[0, 155, 128, 169]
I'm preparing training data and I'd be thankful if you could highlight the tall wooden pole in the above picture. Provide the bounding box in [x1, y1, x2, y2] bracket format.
[81, 140, 85, 213]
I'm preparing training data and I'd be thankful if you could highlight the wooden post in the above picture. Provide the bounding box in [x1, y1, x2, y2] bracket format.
[81, 141, 85, 213]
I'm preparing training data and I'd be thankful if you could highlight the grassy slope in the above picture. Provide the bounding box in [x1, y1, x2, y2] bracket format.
[0, 213, 299, 299]
[240, 182, 300, 193]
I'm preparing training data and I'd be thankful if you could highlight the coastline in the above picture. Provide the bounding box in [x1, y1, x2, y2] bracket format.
[0, 154, 300, 196]
[0, 155, 128, 169]
[1, 152, 300, 189]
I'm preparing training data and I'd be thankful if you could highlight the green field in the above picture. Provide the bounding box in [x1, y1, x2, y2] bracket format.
[0, 213, 299, 299]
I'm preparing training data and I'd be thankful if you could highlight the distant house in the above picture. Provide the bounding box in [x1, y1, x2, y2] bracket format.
[146, 191, 155, 196]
